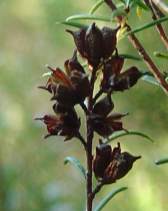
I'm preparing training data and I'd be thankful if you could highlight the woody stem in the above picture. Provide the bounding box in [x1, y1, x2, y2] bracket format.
[144, 0, 168, 49]
[86, 68, 97, 211]
[104, 0, 168, 94]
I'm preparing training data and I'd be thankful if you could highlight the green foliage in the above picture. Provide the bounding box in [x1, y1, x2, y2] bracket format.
[64, 156, 86, 179]
[127, 16, 168, 35]
[66, 14, 113, 23]
[89, 0, 105, 14]
[59, 20, 87, 28]
[94, 187, 128, 211]
[155, 158, 168, 165]
[119, 54, 142, 61]
[154, 51, 168, 60]
[142, 75, 160, 86]
[106, 130, 154, 144]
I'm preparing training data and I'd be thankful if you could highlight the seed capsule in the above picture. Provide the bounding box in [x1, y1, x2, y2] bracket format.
[101, 27, 118, 59]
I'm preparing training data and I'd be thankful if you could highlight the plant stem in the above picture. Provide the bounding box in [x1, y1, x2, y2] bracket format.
[151, 0, 168, 14]
[144, 0, 168, 49]
[104, 0, 168, 94]
[86, 68, 97, 211]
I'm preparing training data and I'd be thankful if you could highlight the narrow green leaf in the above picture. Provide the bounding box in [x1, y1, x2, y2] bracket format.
[89, 0, 105, 15]
[127, 16, 168, 35]
[94, 187, 128, 211]
[125, 0, 131, 8]
[58, 21, 87, 28]
[64, 156, 86, 179]
[42, 71, 52, 77]
[106, 130, 154, 144]
[135, 0, 149, 11]
[155, 157, 168, 165]
[119, 54, 142, 61]
[111, 7, 127, 18]
[154, 51, 168, 60]
[66, 14, 112, 23]
[142, 75, 160, 86]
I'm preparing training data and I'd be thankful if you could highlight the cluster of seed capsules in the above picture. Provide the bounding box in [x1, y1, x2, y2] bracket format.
[36, 23, 141, 184]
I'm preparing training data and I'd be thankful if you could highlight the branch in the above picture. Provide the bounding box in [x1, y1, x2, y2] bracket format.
[151, 1, 165, 17]
[144, 0, 168, 49]
[152, 0, 168, 14]
[104, 0, 168, 94]
[86, 67, 98, 211]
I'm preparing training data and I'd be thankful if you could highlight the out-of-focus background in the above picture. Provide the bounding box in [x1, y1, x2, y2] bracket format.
[0, 0, 168, 210]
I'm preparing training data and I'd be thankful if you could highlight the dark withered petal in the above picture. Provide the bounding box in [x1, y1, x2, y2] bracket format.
[103, 159, 118, 183]
[121, 66, 142, 87]
[101, 56, 124, 91]
[70, 70, 91, 100]
[61, 110, 81, 140]
[38, 78, 53, 93]
[107, 113, 128, 121]
[93, 94, 114, 117]
[104, 56, 124, 76]
[63, 109, 80, 128]
[108, 121, 123, 131]
[93, 143, 112, 178]
[113, 152, 141, 180]
[96, 143, 112, 156]
[47, 66, 73, 88]
[111, 142, 121, 159]
[35, 110, 80, 141]
[66, 27, 87, 58]
[102, 146, 141, 184]
[90, 114, 114, 137]
[105, 113, 127, 132]
[110, 66, 142, 91]
[101, 27, 118, 59]
[53, 102, 71, 114]
[35, 115, 62, 138]
[51, 84, 77, 107]
[85, 23, 103, 67]
[64, 50, 85, 75]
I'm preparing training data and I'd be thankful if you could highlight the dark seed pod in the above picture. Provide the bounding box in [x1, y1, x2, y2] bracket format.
[90, 112, 126, 137]
[93, 143, 112, 178]
[53, 102, 70, 114]
[101, 27, 118, 59]
[103, 56, 124, 76]
[64, 50, 85, 75]
[85, 23, 103, 67]
[93, 94, 114, 117]
[51, 84, 77, 107]
[101, 56, 124, 91]
[103, 152, 141, 184]
[109, 66, 142, 91]
[70, 70, 91, 101]
[66, 28, 87, 59]
[90, 114, 112, 137]
[63, 109, 80, 132]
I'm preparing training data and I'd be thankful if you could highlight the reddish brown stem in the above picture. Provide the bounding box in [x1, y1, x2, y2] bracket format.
[145, 0, 168, 49]
[86, 68, 97, 211]
[104, 0, 168, 93]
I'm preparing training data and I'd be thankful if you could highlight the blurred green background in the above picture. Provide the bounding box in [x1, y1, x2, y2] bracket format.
[0, 0, 168, 210]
